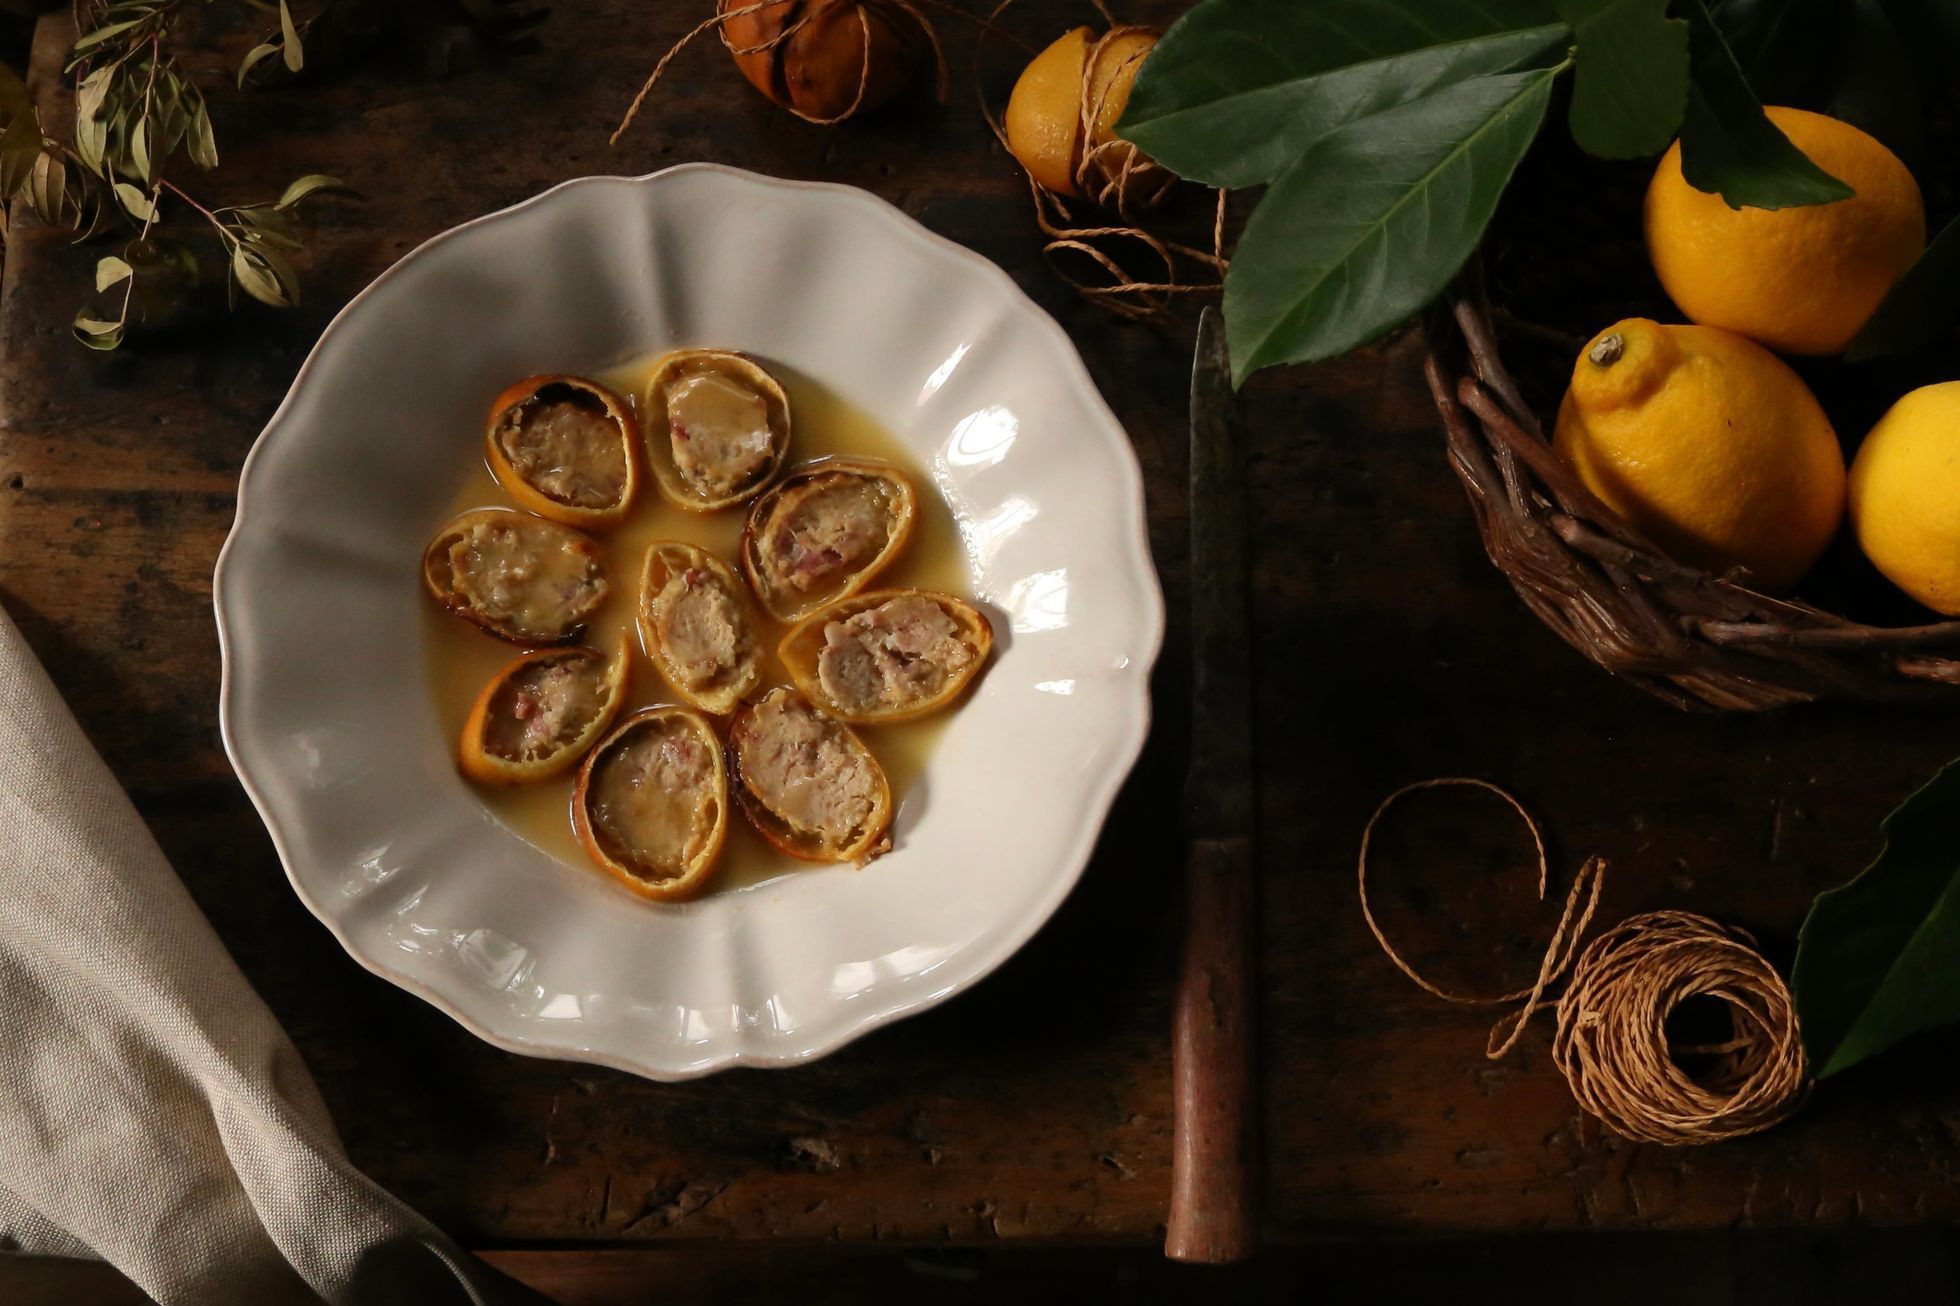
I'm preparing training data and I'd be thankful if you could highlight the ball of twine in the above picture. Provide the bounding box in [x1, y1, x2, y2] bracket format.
[1553, 911, 1808, 1145]
[1359, 778, 1810, 1146]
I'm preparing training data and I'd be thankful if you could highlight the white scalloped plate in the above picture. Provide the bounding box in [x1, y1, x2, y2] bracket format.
[216, 164, 1163, 1080]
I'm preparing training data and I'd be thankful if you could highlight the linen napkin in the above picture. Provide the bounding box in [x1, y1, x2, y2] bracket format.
[0, 604, 545, 1305]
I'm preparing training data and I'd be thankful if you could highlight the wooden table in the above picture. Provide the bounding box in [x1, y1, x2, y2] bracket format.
[4, 2, 1960, 1298]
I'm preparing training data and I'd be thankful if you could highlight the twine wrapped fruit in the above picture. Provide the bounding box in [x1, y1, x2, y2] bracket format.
[1003, 25, 1172, 210]
[613, 0, 945, 143]
[721, 0, 941, 123]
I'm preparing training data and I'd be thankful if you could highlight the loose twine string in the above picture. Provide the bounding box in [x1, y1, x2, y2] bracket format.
[976, 0, 1226, 321]
[613, 0, 1226, 320]
[1359, 778, 1810, 1145]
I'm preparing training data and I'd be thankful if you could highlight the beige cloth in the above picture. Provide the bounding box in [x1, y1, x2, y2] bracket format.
[0, 605, 544, 1305]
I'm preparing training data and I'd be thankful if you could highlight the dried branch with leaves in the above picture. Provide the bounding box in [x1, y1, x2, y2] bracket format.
[0, 0, 356, 347]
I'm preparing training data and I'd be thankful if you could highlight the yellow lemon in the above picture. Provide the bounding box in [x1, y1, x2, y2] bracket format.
[1645, 107, 1924, 355]
[1553, 318, 1845, 591]
[1005, 28, 1092, 197]
[1086, 30, 1156, 149]
[1849, 382, 1960, 614]
[1004, 28, 1157, 199]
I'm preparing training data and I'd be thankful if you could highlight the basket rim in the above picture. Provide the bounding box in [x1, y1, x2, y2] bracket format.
[1423, 281, 1960, 711]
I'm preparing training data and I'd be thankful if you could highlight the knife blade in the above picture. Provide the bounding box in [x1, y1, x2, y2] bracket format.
[1165, 307, 1260, 1264]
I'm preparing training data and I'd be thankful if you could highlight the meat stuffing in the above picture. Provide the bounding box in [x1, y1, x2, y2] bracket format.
[735, 692, 880, 849]
[769, 477, 892, 593]
[496, 386, 629, 508]
[589, 722, 718, 880]
[816, 595, 977, 714]
[443, 514, 607, 639]
[650, 565, 751, 689]
[483, 654, 610, 760]
[666, 372, 776, 498]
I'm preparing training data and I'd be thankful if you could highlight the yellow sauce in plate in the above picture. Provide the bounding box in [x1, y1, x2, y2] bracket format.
[423, 355, 971, 893]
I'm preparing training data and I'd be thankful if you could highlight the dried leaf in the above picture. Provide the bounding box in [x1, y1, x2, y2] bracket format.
[231, 243, 295, 307]
[235, 219, 304, 252]
[238, 42, 280, 89]
[30, 149, 107, 240]
[0, 93, 44, 199]
[150, 70, 184, 166]
[275, 173, 349, 209]
[75, 65, 110, 115]
[112, 180, 155, 221]
[279, 0, 305, 72]
[130, 117, 150, 183]
[73, 17, 148, 53]
[95, 254, 133, 291]
[74, 117, 107, 175]
[27, 148, 58, 221]
[187, 97, 217, 168]
[72, 313, 125, 350]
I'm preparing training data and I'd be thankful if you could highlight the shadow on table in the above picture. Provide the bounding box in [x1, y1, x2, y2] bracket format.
[12, 1229, 1959, 1305]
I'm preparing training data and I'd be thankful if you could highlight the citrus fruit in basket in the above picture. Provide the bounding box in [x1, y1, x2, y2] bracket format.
[1553, 318, 1845, 592]
[1004, 26, 1161, 201]
[1849, 382, 1960, 616]
[1644, 107, 1924, 356]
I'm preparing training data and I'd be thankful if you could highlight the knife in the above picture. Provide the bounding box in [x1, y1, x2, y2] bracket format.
[1165, 307, 1259, 1264]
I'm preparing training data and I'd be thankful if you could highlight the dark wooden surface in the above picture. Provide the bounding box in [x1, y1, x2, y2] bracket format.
[4, 0, 1960, 1271]
[12, 1231, 1960, 1304]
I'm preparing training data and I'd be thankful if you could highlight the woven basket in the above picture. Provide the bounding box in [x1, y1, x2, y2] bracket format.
[1422, 284, 1960, 712]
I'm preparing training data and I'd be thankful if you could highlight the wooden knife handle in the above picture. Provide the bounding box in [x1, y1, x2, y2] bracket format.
[1165, 833, 1259, 1264]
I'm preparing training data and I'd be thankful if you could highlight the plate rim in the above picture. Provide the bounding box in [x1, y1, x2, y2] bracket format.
[214, 162, 1166, 1079]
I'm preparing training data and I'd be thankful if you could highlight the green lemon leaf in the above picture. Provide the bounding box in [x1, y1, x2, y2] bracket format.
[1794, 759, 1960, 1077]
[1222, 65, 1559, 385]
[1678, 0, 1854, 208]
[1708, 0, 1837, 106]
[1116, 0, 1567, 189]
[1823, 0, 1921, 164]
[1845, 213, 1960, 361]
[1557, 0, 1689, 158]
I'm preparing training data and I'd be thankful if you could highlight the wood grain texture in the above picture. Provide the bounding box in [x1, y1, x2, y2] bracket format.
[1167, 834, 1258, 1262]
[2, 0, 1959, 1252]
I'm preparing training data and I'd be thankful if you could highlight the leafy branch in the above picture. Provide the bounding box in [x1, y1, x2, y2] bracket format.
[0, 61, 108, 245]
[1118, 0, 1870, 384]
[0, 0, 351, 349]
